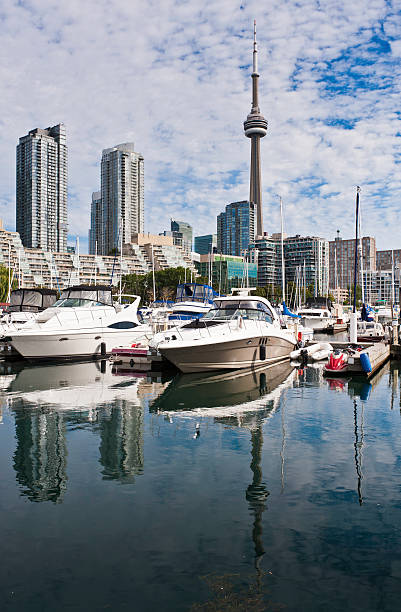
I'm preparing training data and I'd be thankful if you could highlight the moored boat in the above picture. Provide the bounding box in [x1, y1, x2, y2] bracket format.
[155, 289, 297, 373]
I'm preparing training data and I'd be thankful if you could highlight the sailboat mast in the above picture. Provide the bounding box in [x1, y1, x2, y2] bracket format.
[280, 196, 285, 303]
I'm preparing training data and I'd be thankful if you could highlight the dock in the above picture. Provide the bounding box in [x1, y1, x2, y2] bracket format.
[319, 341, 391, 379]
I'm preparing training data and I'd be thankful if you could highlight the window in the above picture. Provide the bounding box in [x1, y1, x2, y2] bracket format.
[107, 321, 138, 329]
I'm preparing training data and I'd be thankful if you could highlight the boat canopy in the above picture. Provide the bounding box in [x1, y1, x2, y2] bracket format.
[8, 288, 58, 312]
[59, 285, 114, 306]
[175, 283, 216, 304]
[305, 297, 333, 311]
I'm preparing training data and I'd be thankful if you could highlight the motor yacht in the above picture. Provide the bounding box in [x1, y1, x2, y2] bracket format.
[7, 285, 149, 361]
[297, 297, 335, 332]
[154, 290, 297, 373]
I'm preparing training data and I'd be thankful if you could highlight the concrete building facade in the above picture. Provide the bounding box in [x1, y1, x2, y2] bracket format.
[0, 225, 194, 291]
[329, 235, 376, 290]
[101, 143, 144, 255]
[16, 123, 68, 252]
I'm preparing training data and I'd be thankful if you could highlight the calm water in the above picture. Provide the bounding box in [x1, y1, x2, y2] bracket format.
[1, 356, 401, 611]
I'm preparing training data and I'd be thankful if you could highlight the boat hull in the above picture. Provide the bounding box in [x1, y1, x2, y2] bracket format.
[158, 334, 295, 373]
[9, 328, 150, 362]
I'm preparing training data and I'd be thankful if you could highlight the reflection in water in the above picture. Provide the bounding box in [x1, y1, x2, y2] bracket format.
[6, 361, 169, 500]
[152, 362, 295, 585]
[99, 401, 144, 483]
[246, 424, 269, 573]
[151, 361, 294, 415]
[353, 399, 364, 506]
[13, 409, 67, 503]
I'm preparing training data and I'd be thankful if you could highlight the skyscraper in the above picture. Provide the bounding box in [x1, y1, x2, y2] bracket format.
[16, 123, 68, 252]
[217, 200, 255, 256]
[243, 22, 268, 238]
[170, 220, 193, 255]
[194, 234, 217, 255]
[101, 143, 144, 255]
[88, 191, 102, 255]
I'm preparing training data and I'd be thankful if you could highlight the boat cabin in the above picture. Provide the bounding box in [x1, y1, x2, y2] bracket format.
[174, 283, 215, 304]
[7, 288, 58, 313]
[53, 285, 114, 308]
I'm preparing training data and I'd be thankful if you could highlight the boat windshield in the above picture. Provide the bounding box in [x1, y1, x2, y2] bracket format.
[52, 298, 111, 308]
[203, 300, 273, 323]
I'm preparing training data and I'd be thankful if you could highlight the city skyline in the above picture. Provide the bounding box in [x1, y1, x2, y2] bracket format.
[0, 1, 400, 252]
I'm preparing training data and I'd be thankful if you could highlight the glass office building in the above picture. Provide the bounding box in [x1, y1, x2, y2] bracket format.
[217, 201, 255, 257]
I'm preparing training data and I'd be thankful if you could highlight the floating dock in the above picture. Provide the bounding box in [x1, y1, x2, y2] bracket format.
[321, 341, 390, 379]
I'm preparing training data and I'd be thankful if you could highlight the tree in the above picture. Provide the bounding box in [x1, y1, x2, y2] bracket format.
[0, 265, 17, 303]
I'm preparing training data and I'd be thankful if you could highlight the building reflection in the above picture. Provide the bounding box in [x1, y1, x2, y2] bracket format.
[98, 401, 144, 484]
[13, 408, 67, 503]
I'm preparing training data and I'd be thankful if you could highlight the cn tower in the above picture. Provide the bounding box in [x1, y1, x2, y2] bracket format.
[243, 21, 268, 238]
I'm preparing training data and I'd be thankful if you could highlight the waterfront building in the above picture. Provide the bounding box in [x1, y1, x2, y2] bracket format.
[0, 224, 194, 290]
[170, 220, 193, 255]
[376, 249, 401, 270]
[248, 235, 279, 289]
[194, 234, 217, 255]
[101, 143, 144, 255]
[363, 268, 400, 305]
[88, 191, 102, 255]
[217, 201, 255, 256]
[16, 123, 68, 252]
[248, 233, 328, 297]
[284, 235, 329, 296]
[243, 22, 268, 238]
[329, 233, 376, 291]
[195, 253, 257, 294]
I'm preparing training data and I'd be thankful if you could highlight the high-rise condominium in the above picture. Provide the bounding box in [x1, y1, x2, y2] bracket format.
[88, 191, 102, 255]
[101, 143, 144, 255]
[16, 123, 68, 252]
[217, 201, 255, 256]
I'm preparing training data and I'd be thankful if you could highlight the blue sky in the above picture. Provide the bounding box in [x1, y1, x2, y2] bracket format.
[0, 0, 400, 251]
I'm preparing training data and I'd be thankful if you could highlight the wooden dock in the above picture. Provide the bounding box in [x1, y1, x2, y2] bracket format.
[319, 341, 391, 379]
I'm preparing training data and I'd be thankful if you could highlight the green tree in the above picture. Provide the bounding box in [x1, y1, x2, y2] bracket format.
[0, 265, 17, 303]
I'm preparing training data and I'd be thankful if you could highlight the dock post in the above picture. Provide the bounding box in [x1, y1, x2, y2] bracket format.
[350, 312, 357, 344]
[392, 320, 399, 345]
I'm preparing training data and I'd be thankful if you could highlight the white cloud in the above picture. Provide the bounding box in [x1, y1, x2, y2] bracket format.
[0, 0, 400, 251]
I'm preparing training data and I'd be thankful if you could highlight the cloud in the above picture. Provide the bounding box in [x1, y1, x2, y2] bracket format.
[0, 0, 400, 251]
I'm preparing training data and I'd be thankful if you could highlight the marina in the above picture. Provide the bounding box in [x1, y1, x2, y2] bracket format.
[1, 357, 401, 611]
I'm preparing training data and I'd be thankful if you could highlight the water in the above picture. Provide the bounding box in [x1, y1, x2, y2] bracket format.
[1, 357, 401, 611]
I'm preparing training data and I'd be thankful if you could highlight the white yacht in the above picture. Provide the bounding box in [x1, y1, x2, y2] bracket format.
[297, 298, 335, 332]
[154, 290, 297, 373]
[7, 285, 149, 362]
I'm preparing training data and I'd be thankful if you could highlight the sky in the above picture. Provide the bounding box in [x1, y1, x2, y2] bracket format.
[0, 0, 400, 252]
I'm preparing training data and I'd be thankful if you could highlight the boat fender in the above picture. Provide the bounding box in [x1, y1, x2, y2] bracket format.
[101, 342, 107, 357]
[360, 352, 372, 373]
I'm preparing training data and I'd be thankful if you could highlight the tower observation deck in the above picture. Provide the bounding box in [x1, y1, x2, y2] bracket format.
[243, 21, 268, 238]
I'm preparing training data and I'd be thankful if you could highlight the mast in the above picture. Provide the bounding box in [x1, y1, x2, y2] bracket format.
[350, 186, 360, 343]
[280, 196, 285, 303]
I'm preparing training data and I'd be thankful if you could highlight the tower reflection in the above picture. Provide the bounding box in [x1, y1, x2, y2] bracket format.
[99, 401, 144, 483]
[13, 408, 67, 503]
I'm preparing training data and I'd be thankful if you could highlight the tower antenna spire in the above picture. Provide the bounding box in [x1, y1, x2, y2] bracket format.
[244, 21, 268, 238]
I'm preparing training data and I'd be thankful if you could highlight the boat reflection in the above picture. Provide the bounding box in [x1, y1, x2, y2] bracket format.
[150, 361, 295, 417]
